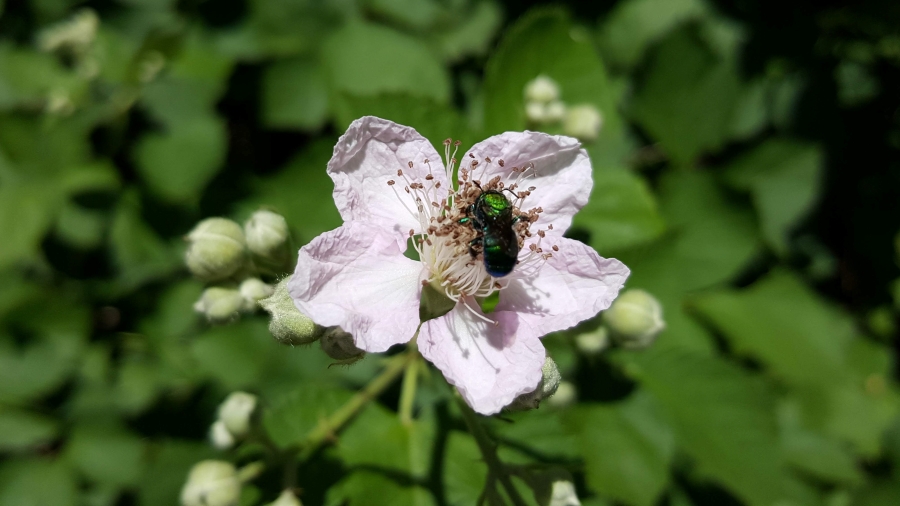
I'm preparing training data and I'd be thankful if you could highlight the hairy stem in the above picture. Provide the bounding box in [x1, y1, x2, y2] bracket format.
[399, 347, 421, 426]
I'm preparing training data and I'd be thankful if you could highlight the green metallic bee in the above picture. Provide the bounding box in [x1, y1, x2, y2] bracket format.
[459, 189, 520, 277]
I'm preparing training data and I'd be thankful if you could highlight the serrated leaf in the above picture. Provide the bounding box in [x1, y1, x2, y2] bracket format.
[321, 20, 450, 103]
[724, 139, 823, 255]
[631, 26, 741, 166]
[627, 348, 784, 506]
[563, 394, 673, 506]
[263, 383, 354, 449]
[572, 168, 665, 254]
[336, 404, 434, 479]
[325, 470, 437, 506]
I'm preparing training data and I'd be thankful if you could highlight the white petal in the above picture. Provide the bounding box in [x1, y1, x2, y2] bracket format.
[418, 300, 546, 415]
[288, 222, 422, 352]
[498, 237, 629, 336]
[328, 116, 449, 240]
[463, 131, 591, 235]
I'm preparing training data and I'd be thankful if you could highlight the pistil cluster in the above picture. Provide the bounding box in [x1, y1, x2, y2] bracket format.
[386, 139, 558, 320]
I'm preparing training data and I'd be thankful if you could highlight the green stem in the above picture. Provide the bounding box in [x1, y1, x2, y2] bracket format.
[457, 398, 529, 506]
[398, 347, 421, 426]
[297, 348, 415, 461]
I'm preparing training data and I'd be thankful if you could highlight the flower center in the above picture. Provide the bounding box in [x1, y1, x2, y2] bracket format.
[386, 139, 556, 321]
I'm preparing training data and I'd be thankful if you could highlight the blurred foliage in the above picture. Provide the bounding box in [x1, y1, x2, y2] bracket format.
[1, 0, 900, 505]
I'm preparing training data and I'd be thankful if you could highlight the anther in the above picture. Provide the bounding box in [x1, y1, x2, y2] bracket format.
[404, 186, 410, 193]
[425, 174, 434, 180]
[397, 169, 404, 176]
[408, 161, 413, 169]
[498, 159, 505, 167]
[548, 224, 554, 230]
[455, 140, 461, 146]
[409, 229, 415, 237]
[485, 157, 492, 163]
[528, 186, 536, 191]
[444, 138, 451, 146]
[538, 230, 546, 238]
[468, 153, 475, 158]
[552, 245, 559, 251]
[387, 180, 395, 185]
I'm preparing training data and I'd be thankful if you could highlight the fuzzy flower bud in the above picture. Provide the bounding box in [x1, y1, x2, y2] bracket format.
[528, 468, 581, 506]
[525, 75, 561, 103]
[604, 289, 665, 349]
[218, 392, 257, 437]
[185, 218, 246, 281]
[210, 420, 235, 450]
[267, 490, 303, 506]
[194, 287, 244, 324]
[240, 278, 275, 312]
[574, 327, 609, 356]
[180, 460, 241, 506]
[507, 357, 561, 411]
[319, 327, 364, 362]
[563, 105, 603, 142]
[244, 210, 289, 258]
[260, 278, 324, 345]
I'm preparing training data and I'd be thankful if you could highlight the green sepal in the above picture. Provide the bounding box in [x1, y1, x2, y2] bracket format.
[419, 282, 456, 322]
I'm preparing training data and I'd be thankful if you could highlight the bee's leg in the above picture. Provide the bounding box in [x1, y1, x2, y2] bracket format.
[468, 237, 482, 258]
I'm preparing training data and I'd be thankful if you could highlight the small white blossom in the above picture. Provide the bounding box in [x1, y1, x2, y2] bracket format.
[180, 460, 241, 506]
[218, 392, 258, 437]
[563, 105, 603, 142]
[525, 75, 561, 103]
[210, 420, 235, 450]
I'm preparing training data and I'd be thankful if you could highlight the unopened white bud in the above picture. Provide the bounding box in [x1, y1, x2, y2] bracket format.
[37, 8, 99, 54]
[194, 287, 244, 324]
[260, 278, 324, 345]
[526, 101, 549, 123]
[240, 278, 274, 312]
[180, 460, 241, 506]
[545, 101, 566, 122]
[508, 357, 561, 411]
[218, 391, 257, 437]
[546, 381, 576, 408]
[267, 490, 303, 506]
[185, 218, 246, 281]
[244, 210, 289, 258]
[320, 327, 364, 362]
[525, 75, 560, 103]
[210, 420, 235, 450]
[574, 327, 609, 355]
[605, 289, 665, 349]
[563, 104, 603, 142]
[548, 480, 581, 506]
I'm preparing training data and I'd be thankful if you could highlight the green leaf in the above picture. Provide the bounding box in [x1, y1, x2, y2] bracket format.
[630, 26, 741, 166]
[690, 270, 852, 386]
[0, 406, 58, 451]
[262, 57, 329, 131]
[64, 427, 144, 486]
[325, 470, 437, 506]
[728, 79, 769, 140]
[54, 201, 107, 249]
[363, 0, 441, 30]
[723, 139, 823, 255]
[626, 348, 784, 506]
[337, 404, 434, 479]
[482, 8, 621, 140]
[490, 410, 579, 460]
[0, 458, 77, 506]
[572, 168, 666, 254]
[563, 394, 674, 506]
[596, 0, 709, 70]
[263, 382, 354, 449]
[781, 428, 862, 485]
[432, 1, 503, 63]
[321, 20, 450, 103]
[0, 44, 83, 110]
[443, 432, 487, 506]
[0, 181, 61, 270]
[134, 115, 228, 203]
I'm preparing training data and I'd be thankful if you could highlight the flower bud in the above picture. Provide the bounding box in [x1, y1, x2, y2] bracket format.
[526, 101, 549, 124]
[527, 468, 582, 506]
[604, 289, 665, 349]
[210, 420, 235, 450]
[259, 278, 324, 345]
[574, 327, 609, 356]
[545, 101, 566, 122]
[507, 357, 561, 411]
[267, 490, 303, 506]
[218, 391, 257, 437]
[563, 105, 603, 142]
[524, 75, 560, 103]
[240, 278, 275, 312]
[244, 210, 289, 258]
[185, 218, 247, 281]
[547, 480, 581, 506]
[194, 287, 244, 324]
[320, 326, 364, 363]
[180, 460, 241, 506]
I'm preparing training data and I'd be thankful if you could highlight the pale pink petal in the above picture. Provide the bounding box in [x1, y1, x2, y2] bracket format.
[328, 116, 449, 240]
[497, 237, 629, 336]
[462, 131, 590, 235]
[288, 222, 422, 353]
[418, 300, 546, 415]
